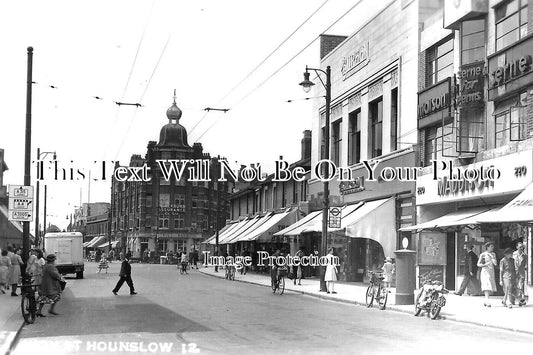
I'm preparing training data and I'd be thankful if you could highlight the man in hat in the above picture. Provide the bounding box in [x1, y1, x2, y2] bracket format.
[454, 244, 479, 296]
[112, 253, 137, 295]
[513, 242, 527, 306]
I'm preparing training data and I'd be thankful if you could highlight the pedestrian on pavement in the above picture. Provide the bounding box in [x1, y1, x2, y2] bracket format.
[26, 252, 38, 283]
[193, 249, 199, 269]
[454, 244, 480, 296]
[37, 254, 63, 316]
[0, 249, 12, 294]
[35, 249, 45, 286]
[477, 242, 497, 307]
[109, 249, 115, 263]
[382, 257, 394, 289]
[325, 248, 338, 294]
[499, 248, 520, 308]
[112, 254, 137, 295]
[8, 246, 23, 296]
[142, 249, 148, 263]
[513, 242, 527, 306]
[293, 247, 304, 285]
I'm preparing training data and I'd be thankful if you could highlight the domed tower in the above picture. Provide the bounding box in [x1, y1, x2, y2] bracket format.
[157, 93, 190, 149]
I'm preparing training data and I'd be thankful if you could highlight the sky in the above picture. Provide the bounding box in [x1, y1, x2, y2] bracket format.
[0, 0, 379, 231]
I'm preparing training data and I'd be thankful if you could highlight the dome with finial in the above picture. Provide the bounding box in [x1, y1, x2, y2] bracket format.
[157, 91, 190, 148]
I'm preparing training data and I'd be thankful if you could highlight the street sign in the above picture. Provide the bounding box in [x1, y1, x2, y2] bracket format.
[328, 207, 341, 228]
[8, 185, 34, 222]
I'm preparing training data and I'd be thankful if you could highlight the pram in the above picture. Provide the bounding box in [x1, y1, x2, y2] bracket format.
[98, 257, 109, 273]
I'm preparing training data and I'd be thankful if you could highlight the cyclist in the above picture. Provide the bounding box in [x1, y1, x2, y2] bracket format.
[180, 252, 189, 274]
[271, 249, 287, 289]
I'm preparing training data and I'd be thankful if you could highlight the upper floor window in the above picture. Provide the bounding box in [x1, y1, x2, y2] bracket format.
[423, 122, 456, 166]
[391, 88, 398, 151]
[427, 37, 454, 87]
[369, 97, 383, 158]
[496, 0, 528, 51]
[462, 18, 485, 64]
[331, 120, 342, 166]
[494, 92, 528, 146]
[348, 110, 361, 165]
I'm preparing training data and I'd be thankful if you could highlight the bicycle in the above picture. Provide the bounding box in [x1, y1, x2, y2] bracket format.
[365, 271, 388, 310]
[20, 275, 39, 324]
[271, 266, 286, 295]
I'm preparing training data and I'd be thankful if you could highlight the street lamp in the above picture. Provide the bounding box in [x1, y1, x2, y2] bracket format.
[299, 65, 331, 292]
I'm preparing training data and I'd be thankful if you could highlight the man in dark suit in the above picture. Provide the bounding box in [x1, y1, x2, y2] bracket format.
[112, 253, 137, 295]
[454, 244, 478, 296]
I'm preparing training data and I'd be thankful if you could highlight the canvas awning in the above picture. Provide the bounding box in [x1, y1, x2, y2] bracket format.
[224, 213, 274, 244]
[345, 198, 397, 258]
[476, 183, 533, 223]
[207, 217, 256, 245]
[203, 223, 234, 244]
[97, 240, 119, 249]
[238, 209, 298, 242]
[399, 207, 494, 232]
[85, 236, 105, 248]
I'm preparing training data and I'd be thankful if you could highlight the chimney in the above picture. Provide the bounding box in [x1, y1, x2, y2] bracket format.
[320, 34, 348, 59]
[301, 130, 312, 160]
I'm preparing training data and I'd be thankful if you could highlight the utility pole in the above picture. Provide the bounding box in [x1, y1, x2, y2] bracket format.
[22, 46, 33, 265]
[43, 185, 47, 252]
[35, 147, 40, 248]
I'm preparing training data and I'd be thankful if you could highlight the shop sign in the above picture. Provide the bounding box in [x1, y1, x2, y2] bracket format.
[416, 150, 533, 205]
[419, 234, 446, 265]
[443, 0, 488, 29]
[328, 207, 341, 228]
[341, 42, 369, 80]
[158, 205, 185, 215]
[417, 78, 452, 129]
[456, 62, 484, 107]
[339, 176, 365, 195]
[488, 36, 533, 100]
[418, 265, 444, 284]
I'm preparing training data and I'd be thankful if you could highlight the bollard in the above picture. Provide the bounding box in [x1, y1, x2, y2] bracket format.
[394, 249, 416, 305]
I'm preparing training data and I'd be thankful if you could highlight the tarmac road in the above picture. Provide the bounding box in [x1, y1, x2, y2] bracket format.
[11, 262, 532, 355]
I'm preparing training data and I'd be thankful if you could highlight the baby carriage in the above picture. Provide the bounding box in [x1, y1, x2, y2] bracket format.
[98, 256, 109, 273]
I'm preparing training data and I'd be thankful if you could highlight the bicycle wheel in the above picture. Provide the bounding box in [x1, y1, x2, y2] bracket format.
[279, 277, 285, 295]
[21, 293, 36, 324]
[378, 288, 388, 310]
[365, 285, 374, 307]
[414, 289, 423, 316]
[180, 266, 185, 275]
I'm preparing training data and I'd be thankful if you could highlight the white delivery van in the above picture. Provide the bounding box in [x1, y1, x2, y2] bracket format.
[44, 232, 85, 279]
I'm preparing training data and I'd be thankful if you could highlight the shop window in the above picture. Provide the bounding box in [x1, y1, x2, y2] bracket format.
[494, 92, 528, 146]
[391, 88, 398, 151]
[369, 97, 383, 158]
[426, 36, 454, 87]
[157, 239, 168, 252]
[496, 0, 528, 51]
[332, 119, 342, 166]
[423, 122, 456, 166]
[461, 18, 485, 64]
[348, 109, 361, 165]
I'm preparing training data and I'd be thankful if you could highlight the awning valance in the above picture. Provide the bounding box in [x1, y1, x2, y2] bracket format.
[97, 240, 119, 249]
[345, 198, 396, 258]
[399, 207, 494, 232]
[85, 236, 105, 248]
[477, 183, 533, 223]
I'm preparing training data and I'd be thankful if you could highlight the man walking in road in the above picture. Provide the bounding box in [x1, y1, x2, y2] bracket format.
[112, 253, 137, 295]
[455, 244, 479, 296]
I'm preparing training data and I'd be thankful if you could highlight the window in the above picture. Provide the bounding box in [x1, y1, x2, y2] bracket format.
[157, 239, 168, 252]
[159, 194, 170, 207]
[424, 123, 456, 166]
[158, 217, 169, 229]
[426, 37, 454, 86]
[495, 92, 528, 146]
[348, 110, 361, 165]
[391, 88, 398, 151]
[369, 97, 383, 158]
[174, 218, 184, 229]
[462, 18, 485, 64]
[332, 120, 342, 165]
[496, 0, 528, 51]
[145, 215, 151, 227]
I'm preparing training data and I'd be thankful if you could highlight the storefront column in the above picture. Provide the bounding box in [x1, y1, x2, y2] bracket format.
[394, 249, 416, 305]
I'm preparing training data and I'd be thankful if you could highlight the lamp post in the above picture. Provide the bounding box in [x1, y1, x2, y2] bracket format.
[299, 65, 331, 292]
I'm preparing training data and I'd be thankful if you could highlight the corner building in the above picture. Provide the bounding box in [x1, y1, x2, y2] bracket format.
[110, 99, 231, 258]
[299, 1, 444, 283]
[407, 0, 533, 294]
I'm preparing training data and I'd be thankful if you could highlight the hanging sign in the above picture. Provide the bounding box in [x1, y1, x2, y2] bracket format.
[328, 207, 341, 228]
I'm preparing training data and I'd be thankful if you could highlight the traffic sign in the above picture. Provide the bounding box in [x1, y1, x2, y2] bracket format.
[328, 207, 342, 228]
[8, 185, 34, 222]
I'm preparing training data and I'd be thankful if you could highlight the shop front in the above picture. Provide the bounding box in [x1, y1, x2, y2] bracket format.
[408, 149, 533, 291]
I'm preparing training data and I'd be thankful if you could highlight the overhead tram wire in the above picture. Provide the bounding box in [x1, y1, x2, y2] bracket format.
[113, 34, 172, 161]
[194, 0, 367, 141]
[188, 0, 330, 136]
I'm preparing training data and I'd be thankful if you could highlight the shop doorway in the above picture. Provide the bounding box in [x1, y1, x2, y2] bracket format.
[446, 232, 455, 290]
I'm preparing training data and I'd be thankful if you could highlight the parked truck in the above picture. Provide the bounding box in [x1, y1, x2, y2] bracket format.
[44, 232, 85, 279]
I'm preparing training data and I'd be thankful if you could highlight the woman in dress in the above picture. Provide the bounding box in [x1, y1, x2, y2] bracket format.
[35, 250, 45, 286]
[8, 246, 23, 296]
[324, 248, 338, 294]
[477, 242, 497, 307]
[26, 253, 38, 283]
[0, 249, 12, 293]
[37, 254, 63, 316]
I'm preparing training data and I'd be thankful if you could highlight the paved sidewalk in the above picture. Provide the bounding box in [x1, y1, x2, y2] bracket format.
[0, 292, 25, 355]
[199, 266, 533, 335]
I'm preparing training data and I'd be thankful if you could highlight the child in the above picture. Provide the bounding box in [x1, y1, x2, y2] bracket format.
[499, 248, 518, 308]
[382, 257, 394, 290]
[98, 255, 109, 274]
